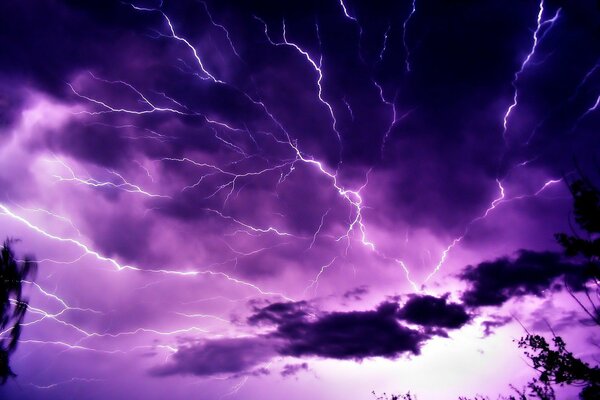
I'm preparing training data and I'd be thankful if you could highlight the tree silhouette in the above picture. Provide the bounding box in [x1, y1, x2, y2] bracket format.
[517, 334, 599, 399]
[372, 391, 417, 400]
[555, 177, 600, 325]
[0, 239, 37, 384]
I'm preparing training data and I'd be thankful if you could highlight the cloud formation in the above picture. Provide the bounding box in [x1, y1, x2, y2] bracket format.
[280, 362, 309, 378]
[151, 337, 276, 377]
[397, 294, 470, 329]
[157, 300, 439, 377]
[460, 250, 589, 307]
[274, 302, 429, 359]
[248, 300, 311, 326]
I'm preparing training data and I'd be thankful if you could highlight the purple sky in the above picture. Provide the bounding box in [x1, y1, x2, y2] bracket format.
[0, 0, 599, 399]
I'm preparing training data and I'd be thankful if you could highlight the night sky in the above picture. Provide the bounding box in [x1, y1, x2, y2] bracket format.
[0, 0, 599, 399]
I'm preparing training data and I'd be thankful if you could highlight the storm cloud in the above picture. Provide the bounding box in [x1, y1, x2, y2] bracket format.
[460, 250, 589, 307]
[0, 0, 598, 398]
[397, 294, 471, 329]
[151, 337, 277, 377]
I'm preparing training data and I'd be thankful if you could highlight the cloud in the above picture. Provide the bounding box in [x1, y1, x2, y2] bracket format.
[0, 82, 26, 132]
[460, 250, 589, 307]
[156, 300, 434, 378]
[157, 298, 448, 378]
[247, 300, 311, 326]
[150, 260, 592, 379]
[397, 294, 470, 329]
[151, 337, 276, 377]
[480, 316, 513, 337]
[342, 285, 369, 301]
[3, 0, 591, 246]
[280, 362, 309, 378]
[248, 301, 430, 360]
[246, 295, 475, 363]
[275, 302, 429, 359]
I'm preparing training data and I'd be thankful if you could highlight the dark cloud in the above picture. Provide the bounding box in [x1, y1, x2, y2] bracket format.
[460, 250, 589, 307]
[1, 0, 596, 242]
[397, 294, 470, 329]
[151, 337, 276, 377]
[275, 302, 429, 359]
[40, 120, 133, 168]
[230, 366, 271, 379]
[0, 83, 25, 132]
[159, 301, 434, 378]
[248, 301, 430, 360]
[246, 295, 476, 363]
[151, 277, 589, 379]
[480, 316, 513, 337]
[247, 300, 311, 326]
[342, 285, 369, 301]
[280, 362, 309, 378]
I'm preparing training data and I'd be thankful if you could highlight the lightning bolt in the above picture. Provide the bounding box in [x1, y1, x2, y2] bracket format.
[0, 203, 294, 300]
[308, 208, 331, 250]
[129, 3, 222, 83]
[571, 94, 600, 133]
[378, 23, 392, 64]
[526, 61, 599, 145]
[402, 0, 417, 72]
[424, 177, 563, 282]
[49, 157, 169, 199]
[255, 17, 342, 145]
[501, 0, 561, 143]
[11, 203, 83, 237]
[30, 377, 105, 390]
[339, 0, 357, 22]
[200, 1, 242, 60]
[304, 257, 338, 295]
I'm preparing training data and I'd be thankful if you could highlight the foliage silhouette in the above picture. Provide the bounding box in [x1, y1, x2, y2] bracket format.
[0, 239, 37, 384]
[518, 334, 599, 398]
[555, 177, 600, 326]
[372, 391, 417, 400]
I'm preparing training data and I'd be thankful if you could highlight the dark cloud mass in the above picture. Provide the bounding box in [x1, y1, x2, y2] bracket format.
[151, 337, 276, 377]
[276, 303, 429, 359]
[249, 301, 432, 360]
[0, 0, 597, 242]
[397, 294, 470, 329]
[160, 301, 438, 378]
[149, 275, 588, 378]
[460, 250, 589, 307]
